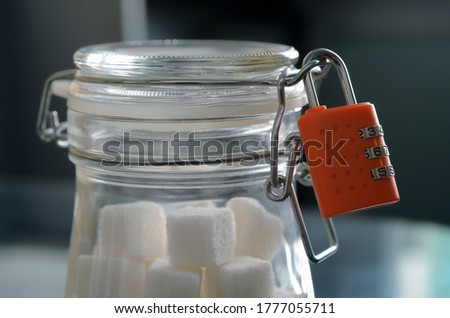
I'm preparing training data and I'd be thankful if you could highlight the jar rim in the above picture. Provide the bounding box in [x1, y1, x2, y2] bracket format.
[74, 40, 299, 82]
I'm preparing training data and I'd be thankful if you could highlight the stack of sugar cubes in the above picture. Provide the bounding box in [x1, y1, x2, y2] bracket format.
[74, 197, 287, 298]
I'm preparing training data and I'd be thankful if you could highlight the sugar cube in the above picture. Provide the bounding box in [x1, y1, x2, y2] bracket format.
[145, 259, 202, 298]
[227, 197, 283, 260]
[75, 255, 146, 297]
[169, 200, 215, 213]
[96, 201, 167, 259]
[203, 256, 275, 298]
[166, 206, 235, 267]
[190, 200, 215, 208]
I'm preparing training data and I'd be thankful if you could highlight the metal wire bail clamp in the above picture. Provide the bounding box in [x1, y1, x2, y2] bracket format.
[265, 57, 338, 263]
[37, 69, 76, 148]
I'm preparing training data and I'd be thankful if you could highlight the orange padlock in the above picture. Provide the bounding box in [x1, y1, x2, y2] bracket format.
[298, 49, 400, 218]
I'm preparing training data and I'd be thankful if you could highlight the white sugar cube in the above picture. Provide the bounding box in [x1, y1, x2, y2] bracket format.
[227, 197, 283, 260]
[169, 200, 215, 213]
[166, 206, 235, 267]
[145, 259, 202, 298]
[189, 200, 215, 208]
[75, 255, 146, 297]
[97, 201, 167, 259]
[203, 256, 275, 298]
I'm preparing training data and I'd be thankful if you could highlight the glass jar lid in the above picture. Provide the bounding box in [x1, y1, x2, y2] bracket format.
[74, 40, 299, 82]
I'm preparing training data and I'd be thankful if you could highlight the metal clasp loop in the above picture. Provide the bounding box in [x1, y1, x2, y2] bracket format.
[265, 57, 339, 263]
[268, 59, 322, 192]
[288, 175, 339, 263]
[37, 69, 76, 148]
[265, 132, 302, 202]
[267, 133, 338, 263]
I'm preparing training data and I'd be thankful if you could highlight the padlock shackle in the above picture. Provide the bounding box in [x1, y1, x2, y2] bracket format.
[302, 48, 357, 108]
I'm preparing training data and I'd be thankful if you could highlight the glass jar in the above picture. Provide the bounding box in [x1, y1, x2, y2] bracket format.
[39, 40, 317, 298]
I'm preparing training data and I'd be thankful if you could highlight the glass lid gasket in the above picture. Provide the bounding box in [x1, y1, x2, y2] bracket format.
[73, 40, 299, 82]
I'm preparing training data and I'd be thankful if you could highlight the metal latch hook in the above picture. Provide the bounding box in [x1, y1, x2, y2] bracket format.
[265, 56, 339, 263]
[37, 69, 75, 148]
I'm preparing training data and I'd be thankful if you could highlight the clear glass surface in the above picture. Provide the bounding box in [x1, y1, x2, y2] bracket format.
[74, 40, 299, 82]
[65, 156, 314, 298]
[62, 40, 313, 298]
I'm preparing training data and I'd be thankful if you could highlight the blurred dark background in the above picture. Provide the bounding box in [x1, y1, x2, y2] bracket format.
[0, 0, 449, 297]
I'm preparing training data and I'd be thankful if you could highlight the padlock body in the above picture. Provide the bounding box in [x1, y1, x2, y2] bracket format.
[298, 102, 399, 218]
